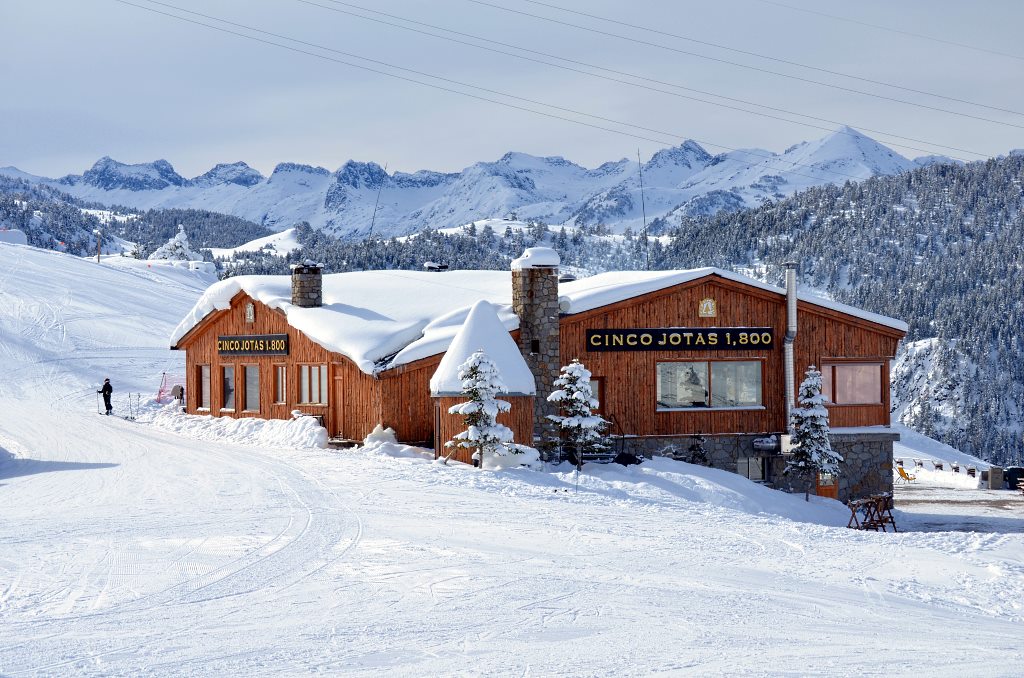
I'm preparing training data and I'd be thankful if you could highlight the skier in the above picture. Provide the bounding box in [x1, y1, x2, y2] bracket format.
[98, 378, 113, 415]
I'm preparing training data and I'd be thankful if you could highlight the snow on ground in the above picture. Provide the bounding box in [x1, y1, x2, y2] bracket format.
[2, 242, 1024, 675]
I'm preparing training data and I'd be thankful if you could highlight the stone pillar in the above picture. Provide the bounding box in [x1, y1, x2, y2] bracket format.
[511, 248, 561, 460]
[291, 262, 323, 308]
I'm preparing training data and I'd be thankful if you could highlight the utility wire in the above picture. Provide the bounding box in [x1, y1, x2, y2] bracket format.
[117, 0, 900, 185]
[468, 0, 1024, 130]
[299, 0, 984, 160]
[750, 0, 1024, 63]
[515, 0, 1024, 117]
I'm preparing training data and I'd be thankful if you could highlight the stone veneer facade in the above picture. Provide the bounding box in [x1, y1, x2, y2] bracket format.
[511, 265, 561, 460]
[617, 431, 896, 503]
[291, 265, 323, 308]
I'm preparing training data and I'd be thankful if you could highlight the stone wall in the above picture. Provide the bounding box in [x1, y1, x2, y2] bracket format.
[291, 265, 322, 308]
[512, 266, 561, 457]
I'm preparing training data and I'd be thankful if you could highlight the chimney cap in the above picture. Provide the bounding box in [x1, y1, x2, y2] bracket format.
[511, 247, 559, 270]
[783, 261, 798, 270]
[290, 259, 324, 271]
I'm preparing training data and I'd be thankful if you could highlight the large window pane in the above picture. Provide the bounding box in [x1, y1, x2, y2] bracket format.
[245, 365, 259, 411]
[320, 366, 328, 405]
[834, 364, 882, 404]
[200, 365, 211, 409]
[222, 365, 235, 410]
[710, 361, 762, 407]
[657, 362, 709, 408]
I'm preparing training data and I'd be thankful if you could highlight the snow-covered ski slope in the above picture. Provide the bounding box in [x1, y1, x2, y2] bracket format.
[1, 242, 1023, 675]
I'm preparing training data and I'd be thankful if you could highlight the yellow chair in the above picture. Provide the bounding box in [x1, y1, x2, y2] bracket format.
[896, 466, 917, 483]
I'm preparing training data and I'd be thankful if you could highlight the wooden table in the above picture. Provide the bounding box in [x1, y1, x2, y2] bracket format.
[847, 493, 897, 532]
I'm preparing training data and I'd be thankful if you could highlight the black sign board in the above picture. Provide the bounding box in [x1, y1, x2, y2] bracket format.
[586, 327, 774, 351]
[217, 334, 289, 356]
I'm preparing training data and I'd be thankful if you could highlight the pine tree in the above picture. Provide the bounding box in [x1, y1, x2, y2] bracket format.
[786, 366, 842, 501]
[148, 224, 203, 261]
[547, 359, 608, 466]
[446, 350, 515, 469]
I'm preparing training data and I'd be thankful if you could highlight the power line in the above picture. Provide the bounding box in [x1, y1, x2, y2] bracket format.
[750, 0, 1024, 63]
[116, 0, 901, 186]
[467, 0, 1024, 130]
[299, 0, 985, 160]
[515, 0, 1024, 117]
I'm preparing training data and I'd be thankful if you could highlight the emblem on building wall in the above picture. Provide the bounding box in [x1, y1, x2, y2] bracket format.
[698, 297, 717, 317]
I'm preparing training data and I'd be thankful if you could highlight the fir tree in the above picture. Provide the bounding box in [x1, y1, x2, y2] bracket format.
[446, 350, 515, 469]
[547, 359, 608, 466]
[786, 366, 842, 501]
[148, 224, 203, 261]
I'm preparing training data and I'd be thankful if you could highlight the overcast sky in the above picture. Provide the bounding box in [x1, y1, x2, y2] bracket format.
[2, 0, 1022, 178]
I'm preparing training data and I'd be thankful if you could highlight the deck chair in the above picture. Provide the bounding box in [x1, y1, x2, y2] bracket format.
[896, 466, 916, 483]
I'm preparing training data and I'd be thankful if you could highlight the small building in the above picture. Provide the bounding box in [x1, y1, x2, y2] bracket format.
[171, 250, 907, 501]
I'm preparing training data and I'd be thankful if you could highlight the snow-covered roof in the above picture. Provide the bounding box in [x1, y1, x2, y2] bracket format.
[430, 300, 535, 395]
[171, 266, 907, 375]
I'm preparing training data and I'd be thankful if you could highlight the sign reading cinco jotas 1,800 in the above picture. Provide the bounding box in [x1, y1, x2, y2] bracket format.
[586, 327, 774, 351]
[217, 334, 289, 356]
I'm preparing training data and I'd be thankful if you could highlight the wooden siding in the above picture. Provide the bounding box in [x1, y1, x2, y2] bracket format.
[177, 274, 904, 445]
[433, 395, 534, 465]
[561, 275, 903, 436]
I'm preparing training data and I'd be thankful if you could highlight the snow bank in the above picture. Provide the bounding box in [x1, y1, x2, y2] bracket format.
[356, 438, 847, 526]
[140, 404, 328, 449]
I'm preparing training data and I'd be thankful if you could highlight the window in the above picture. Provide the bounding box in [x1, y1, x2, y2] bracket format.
[244, 365, 259, 411]
[222, 365, 235, 410]
[821, 363, 883, 405]
[274, 365, 287, 404]
[657, 361, 762, 410]
[199, 364, 211, 409]
[738, 457, 765, 482]
[589, 377, 604, 414]
[298, 364, 328, 404]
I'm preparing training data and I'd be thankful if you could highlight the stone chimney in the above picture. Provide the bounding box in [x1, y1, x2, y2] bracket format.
[291, 261, 323, 308]
[511, 247, 561, 457]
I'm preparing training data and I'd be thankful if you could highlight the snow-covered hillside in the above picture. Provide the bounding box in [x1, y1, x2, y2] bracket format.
[1, 127, 920, 238]
[1, 240, 1023, 674]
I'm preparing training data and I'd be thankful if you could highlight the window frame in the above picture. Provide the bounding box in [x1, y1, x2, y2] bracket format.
[221, 364, 236, 412]
[198, 364, 211, 410]
[273, 364, 287, 404]
[820, 361, 885, 406]
[297, 364, 328, 405]
[656, 358, 766, 412]
[588, 376, 605, 415]
[243, 364, 260, 412]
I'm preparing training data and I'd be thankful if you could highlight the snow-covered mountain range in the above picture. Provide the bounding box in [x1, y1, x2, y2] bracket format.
[1, 127, 933, 238]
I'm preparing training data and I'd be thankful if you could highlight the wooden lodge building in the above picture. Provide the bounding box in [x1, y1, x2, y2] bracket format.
[170, 248, 907, 501]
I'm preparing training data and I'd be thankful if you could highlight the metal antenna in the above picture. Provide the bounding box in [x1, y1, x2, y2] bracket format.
[637, 149, 649, 270]
[368, 162, 388, 237]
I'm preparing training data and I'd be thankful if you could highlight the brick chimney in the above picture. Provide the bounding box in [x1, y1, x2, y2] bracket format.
[511, 247, 561, 457]
[291, 261, 323, 308]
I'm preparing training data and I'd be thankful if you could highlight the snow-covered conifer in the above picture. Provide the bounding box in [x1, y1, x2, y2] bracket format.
[148, 224, 203, 261]
[785, 366, 842, 500]
[547, 359, 608, 465]
[447, 350, 515, 469]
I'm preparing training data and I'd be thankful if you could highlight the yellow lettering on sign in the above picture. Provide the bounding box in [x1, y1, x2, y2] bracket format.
[625, 334, 637, 346]
[640, 333, 653, 346]
[590, 333, 603, 347]
[708, 333, 718, 345]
